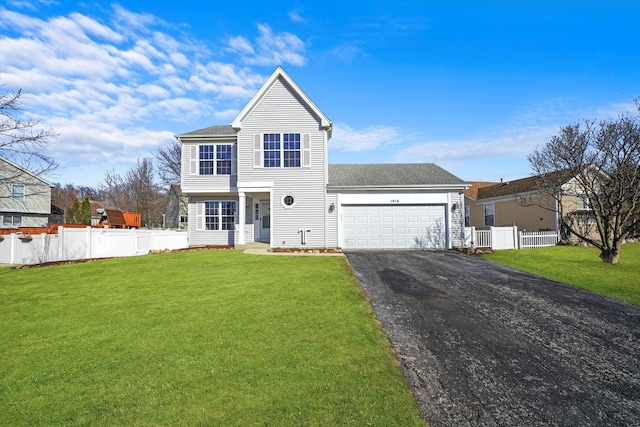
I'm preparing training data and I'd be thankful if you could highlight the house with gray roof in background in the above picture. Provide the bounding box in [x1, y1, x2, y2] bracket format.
[176, 66, 468, 249]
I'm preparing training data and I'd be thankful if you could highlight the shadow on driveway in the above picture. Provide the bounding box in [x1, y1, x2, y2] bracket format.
[346, 250, 640, 426]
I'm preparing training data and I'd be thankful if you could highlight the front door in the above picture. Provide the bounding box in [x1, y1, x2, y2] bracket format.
[259, 201, 270, 241]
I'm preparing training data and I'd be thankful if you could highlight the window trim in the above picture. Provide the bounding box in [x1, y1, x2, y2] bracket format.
[483, 203, 495, 227]
[2, 214, 22, 228]
[11, 184, 25, 201]
[281, 194, 296, 209]
[189, 143, 235, 176]
[254, 133, 310, 169]
[196, 200, 237, 231]
[576, 195, 592, 211]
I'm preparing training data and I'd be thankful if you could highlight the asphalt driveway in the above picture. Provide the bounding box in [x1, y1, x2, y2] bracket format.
[345, 250, 640, 426]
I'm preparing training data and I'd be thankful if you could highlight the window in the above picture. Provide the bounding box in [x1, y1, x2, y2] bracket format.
[204, 201, 236, 230]
[197, 144, 233, 175]
[216, 145, 232, 175]
[464, 206, 470, 227]
[258, 133, 308, 168]
[283, 133, 300, 167]
[281, 194, 296, 208]
[484, 203, 495, 226]
[2, 215, 21, 228]
[577, 196, 591, 211]
[263, 134, 281, 167]
[12, 184, 25, 201]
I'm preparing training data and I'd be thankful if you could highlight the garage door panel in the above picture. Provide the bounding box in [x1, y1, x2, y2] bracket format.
[342, 204, 446, 249]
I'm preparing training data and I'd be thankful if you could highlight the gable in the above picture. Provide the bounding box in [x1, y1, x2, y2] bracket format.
[231, 66, 332, 136]
[0, 156, 52, 187]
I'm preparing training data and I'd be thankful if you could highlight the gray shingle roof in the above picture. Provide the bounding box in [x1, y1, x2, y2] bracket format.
[328, 163, 466, 187]
[476, 170, 573, 199]
[177, 125, 236, 137]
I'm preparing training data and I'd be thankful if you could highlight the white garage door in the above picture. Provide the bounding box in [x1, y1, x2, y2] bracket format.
[342, 204, 447, 249]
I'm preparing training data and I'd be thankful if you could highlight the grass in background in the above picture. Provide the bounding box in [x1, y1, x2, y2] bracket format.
[482, 242, 640, 305]
[0, 251, 424, 426]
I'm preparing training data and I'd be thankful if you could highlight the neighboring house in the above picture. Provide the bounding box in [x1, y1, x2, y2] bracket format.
[176, 66, 468, 249]
[465, 172, 592, 238]
[0, 156, 52, 228]
[164, 184, 188, 229]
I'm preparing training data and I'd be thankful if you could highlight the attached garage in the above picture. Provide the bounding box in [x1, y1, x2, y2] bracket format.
[328, 163, 469, 250]
[342, 204, 446, 249]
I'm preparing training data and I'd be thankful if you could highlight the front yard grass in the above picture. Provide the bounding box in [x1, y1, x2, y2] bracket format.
[0, 250, 424, 426]
[481, 242, 640, 305]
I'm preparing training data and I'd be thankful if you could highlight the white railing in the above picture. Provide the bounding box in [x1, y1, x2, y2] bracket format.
[475, 229, 492, 248]
[0, 227, 188, 265]
[464, 226, 559, 250]
[519, 230, 559, 249]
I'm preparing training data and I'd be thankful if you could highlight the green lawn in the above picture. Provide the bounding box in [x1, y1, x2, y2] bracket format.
[0, 251, 424, 426]
[481, 242, 640, 305]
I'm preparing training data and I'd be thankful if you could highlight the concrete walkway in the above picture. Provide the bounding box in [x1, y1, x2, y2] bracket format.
[240, 242, 344, 257]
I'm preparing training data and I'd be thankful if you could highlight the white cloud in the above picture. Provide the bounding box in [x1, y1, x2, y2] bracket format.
[227, 36, 254, 54]
[0, 5, 278, 186]
[392, 126, 558, 164]
[226, 24, 306, 66]
[288, 10, 306, 23]
[331, 41, 366, 63]
[330, 123, 405, 151]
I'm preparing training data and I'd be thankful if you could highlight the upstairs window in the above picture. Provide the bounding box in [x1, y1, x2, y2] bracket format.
[199, 145, 215, 175]
[263, 134, 281, 168]
[193, 144, 234, 175]
[255, 133, 310, 168]
[484, 203, 495, 227]
[12, 184, 25, 201]
[283, 133, 301, 167]
[216, 145, 232, 175]
[577, 196, 591, 211]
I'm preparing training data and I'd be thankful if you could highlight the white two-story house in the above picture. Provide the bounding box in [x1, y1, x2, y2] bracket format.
[0, 156, 53, 229]
[177, 67, 468, 250]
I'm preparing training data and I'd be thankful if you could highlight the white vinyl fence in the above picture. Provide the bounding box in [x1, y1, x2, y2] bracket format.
[519, 230, 560, 249]
[465, 226, 559, 250]
[0, 227, 188, 265]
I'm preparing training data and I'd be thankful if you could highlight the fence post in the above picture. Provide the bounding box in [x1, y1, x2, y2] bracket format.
[513, 225, 519, 249]
[134, 229, 138, 255]
[58, 226, 65, 261]
[41, 233, 47, 263]
[85, 226, 92, 259]
[10, 233, 16, 265]
[489, 226, 494, 249]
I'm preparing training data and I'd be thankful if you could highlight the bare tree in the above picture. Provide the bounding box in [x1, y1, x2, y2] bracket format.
[153, 139, 181, 187]
[99, 158, 166, 227]
[0, 85, 58, 177]
[528, 101, 640, 264]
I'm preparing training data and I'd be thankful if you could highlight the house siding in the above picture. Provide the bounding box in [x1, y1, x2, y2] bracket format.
[326, 192, 338, 247]
[450, 191, 465, 246]
[467, 195, 558, 231]
[236, 77, 329, 248]
[1, 158, 51, 228]
[181, 140, 238, 193]
[187, 195, 239, 246]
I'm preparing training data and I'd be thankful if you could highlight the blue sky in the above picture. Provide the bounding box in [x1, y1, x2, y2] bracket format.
[1, 0, 639, 187]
